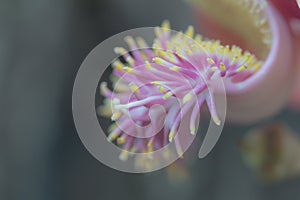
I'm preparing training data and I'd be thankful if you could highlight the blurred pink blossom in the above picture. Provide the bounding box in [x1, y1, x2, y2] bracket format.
[190, 0, 300, 123]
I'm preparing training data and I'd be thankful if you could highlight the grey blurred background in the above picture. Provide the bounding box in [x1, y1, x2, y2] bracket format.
[1, 0, 300, 200]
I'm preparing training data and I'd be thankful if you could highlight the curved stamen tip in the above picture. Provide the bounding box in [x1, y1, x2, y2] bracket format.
[220, 62, 226, 71]
[163, 92, 173, 100]
[206, 57, 215, 65]
[114, 47, 126, 55]
[161, 20, 171, 30]
[190, 125, 196, 135]
[129, 83, 139, 93]
[111, 111, 122, 121]
[117, 136, 126, 145]
[119, 151, 129, 161]
[152, 57, 163, 65]
[124, 36, 135, 46]
[213, 117, 221, 126]
[169, 131, 175, 142]
[183, 93, 193, 104]
[185, 25, 194, 38]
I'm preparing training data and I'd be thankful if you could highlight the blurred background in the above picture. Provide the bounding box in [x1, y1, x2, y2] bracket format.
[1, 0, 300, 200]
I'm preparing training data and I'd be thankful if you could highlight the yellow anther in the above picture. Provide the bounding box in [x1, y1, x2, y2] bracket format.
[158, 50, 169, 60]
[111, 111, 122, 121]
[232, 56, 238, 63]
[114, 47, 127, 55]
[171, 66, 180, 72]
[185, 25, 194, 38]
[246, 55, 254, 64]
[211, 66, 219, 72]
[123, 66, 134, 73]
[117, 136, 126, 145]
[237, 65, 247, 72]
[126, 57, 135, 66]
[176, 52, 185, 59]
[206, 57, 215, 65]
[163, 91, 173, 100]
[223, 45, 230, 54]
[112, 61, 124, 71]
[161, 20, 170, 29]
[107, 132, 118, 142]
[213, 117, 221, 126]
[175, 48, 185, 59]
[119, 151, 129, 161]
[113, 82, 129, 93]
[190, 125, 196, 135]
[124, 36, 135, 47]
[183, 93, 193, 104]
[169, 130, 176, 142]
[220, 62, 226, 71]
[254, 63, 261, 72]
[130, 147, 137, 153]
[147, 141, 154, 152]
[100, 82, 109, 93]
[136, 37, 148, 48]
[152, 40, 162, 50]
[218, 47, 224, 54]
[158, 86, 166, 93]
[152, 57, 163, 65]
[151, 81, 161, 86]
[152, 81, 163, 86]
[166, 51, 177, 62]
[129, 83, 139, 93]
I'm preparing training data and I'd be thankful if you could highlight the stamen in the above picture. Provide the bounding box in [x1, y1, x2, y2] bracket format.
[205, 94, 221, 126]
[111, 111, 122, 121]
[114, 47, 135, 66]
[114, 96, 163, 109]
[237, 65, 247, 72]
[185, 25, 194, 38]
[207, 57, 215, 65]
[117, 135, 127, 145]
[161, 20, 170, 30]
[163, 91, 173, 100]
[129, 82, 140, 93]
[220, 62, 226, 71]
[100, 82, 112, 97]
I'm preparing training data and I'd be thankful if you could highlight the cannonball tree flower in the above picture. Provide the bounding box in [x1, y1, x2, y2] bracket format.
[99, 21, 264, 161]
[188, 0, 299, 120]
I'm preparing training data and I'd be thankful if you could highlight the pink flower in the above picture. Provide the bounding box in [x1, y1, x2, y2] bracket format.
[100, 0, 299, 161]
[189, 0, 300, 121]
[100, 21, 263, 160]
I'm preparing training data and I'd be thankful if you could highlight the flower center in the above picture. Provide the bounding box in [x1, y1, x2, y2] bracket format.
[188, 0, 272, 59]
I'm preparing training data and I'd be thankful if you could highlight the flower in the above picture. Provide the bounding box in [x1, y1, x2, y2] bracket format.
[188, 0, 298, 122]
[99, 21, 263, 161]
